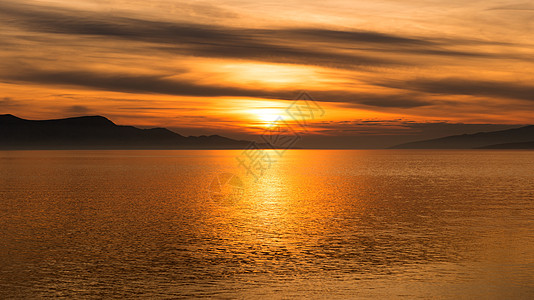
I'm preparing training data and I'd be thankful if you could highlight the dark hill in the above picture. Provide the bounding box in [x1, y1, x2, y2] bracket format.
[0, 114, 252, 149]
[391, 125, 534, 149]
[478, 141, 534, 149]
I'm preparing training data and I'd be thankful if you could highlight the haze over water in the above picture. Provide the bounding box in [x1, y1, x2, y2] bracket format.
[1, 150, 533, 298]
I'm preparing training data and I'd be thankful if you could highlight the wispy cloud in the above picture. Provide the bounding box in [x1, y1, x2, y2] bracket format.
[5, 69, 287, 98]
[0, 0, 519, 71]
[379, 78, 534, 102]
[488, 3, 534, 11]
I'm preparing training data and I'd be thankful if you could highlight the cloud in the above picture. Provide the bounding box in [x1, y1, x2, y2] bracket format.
[66, 105, 91, 114]
[311, 91, 435, 108]
[281, 28, 431, 45]
[380, 78, 534, 102]
[2, 67, 438, 108]
[0, 0, 514, 73]
[0, 2, 398, 69]
[488, 3, 534, 11]
[0, 97, 21, 109]
[4, 69, 288, 98]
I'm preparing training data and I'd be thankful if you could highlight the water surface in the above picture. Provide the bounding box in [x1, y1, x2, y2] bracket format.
[1, 150, 533, 298]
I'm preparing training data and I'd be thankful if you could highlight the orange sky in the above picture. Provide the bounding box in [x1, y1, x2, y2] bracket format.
[1, 0, 533, 147]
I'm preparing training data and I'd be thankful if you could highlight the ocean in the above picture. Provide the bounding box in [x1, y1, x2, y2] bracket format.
[1, 150, 533, 298]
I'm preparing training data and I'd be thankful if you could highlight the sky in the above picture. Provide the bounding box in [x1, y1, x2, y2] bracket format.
[1, 0, 533, 148]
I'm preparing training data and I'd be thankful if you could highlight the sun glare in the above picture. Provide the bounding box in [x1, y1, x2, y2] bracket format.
[249, 108, 284, 123]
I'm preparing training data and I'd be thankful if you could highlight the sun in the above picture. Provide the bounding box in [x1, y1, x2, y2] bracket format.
[249, 108, 285, 123]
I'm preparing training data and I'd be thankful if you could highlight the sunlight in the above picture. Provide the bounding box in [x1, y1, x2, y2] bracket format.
[248, 108, 285, 123]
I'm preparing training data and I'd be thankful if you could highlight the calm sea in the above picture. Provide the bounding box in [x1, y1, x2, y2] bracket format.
[1, 150, 533, 299]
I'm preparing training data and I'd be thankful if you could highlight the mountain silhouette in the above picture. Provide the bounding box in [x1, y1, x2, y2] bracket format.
[0, 114, 252, 149]
[477, 141, 534, 149]
[391, 125, 534, 149]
